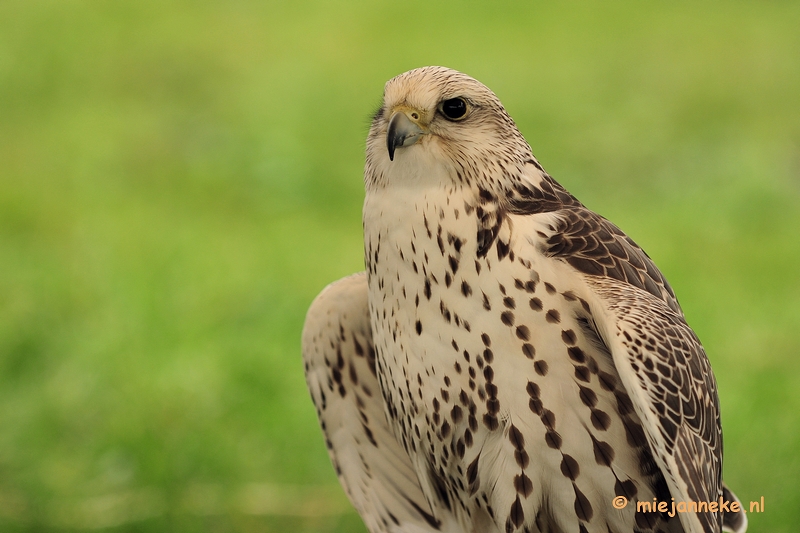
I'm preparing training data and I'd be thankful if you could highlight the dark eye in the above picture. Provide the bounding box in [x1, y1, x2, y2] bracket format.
[440, 97, 468, 120]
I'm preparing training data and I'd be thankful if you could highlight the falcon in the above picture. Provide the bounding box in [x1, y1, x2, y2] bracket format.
[302, 66, 747, 533]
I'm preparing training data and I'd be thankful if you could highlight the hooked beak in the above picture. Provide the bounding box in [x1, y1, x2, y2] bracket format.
[386, 110, 425, 161]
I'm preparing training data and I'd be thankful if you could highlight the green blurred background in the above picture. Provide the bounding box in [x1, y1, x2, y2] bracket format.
[1, 1, 799, 531]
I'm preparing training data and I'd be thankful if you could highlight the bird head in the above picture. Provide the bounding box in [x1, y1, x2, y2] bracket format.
[365, 66, 534, 191]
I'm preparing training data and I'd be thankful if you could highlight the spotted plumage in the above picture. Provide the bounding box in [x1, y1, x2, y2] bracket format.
[302, 67, 747, 533]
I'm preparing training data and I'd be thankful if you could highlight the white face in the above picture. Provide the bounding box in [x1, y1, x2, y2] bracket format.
[365, 66, 532, 192]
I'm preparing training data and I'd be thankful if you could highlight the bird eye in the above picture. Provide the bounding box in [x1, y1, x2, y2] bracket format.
[440, 98, 468, 120]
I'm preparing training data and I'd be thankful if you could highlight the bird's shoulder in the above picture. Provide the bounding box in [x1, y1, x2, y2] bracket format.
[500, 175, 681, 316]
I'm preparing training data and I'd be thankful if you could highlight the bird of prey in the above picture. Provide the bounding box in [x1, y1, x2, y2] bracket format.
[302, 66, 747, 533]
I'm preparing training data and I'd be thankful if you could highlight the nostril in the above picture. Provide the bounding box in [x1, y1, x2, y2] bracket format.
[411, 112, 419, 120]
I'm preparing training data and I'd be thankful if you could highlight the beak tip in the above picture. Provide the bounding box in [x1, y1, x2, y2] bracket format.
[386, 127, 396, 161]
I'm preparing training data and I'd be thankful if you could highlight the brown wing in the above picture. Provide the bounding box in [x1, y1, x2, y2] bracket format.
[544, 205, 727, 532]
[504, 166, 680, 315]
[506, 173, 730, 531]
[589, 282, 723, 533]
[545, 207, 682, 314]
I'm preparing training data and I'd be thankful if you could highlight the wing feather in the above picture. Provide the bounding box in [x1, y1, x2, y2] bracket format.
[520, 198, 745, 532]
[302, 272, 446, 533]
[548, 207, 682, 314]
[507, 171, 680, 314]
[590, 282, 721, 533]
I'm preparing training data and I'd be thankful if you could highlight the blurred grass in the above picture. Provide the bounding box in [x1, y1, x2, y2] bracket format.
[1, 0, 799, 531]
